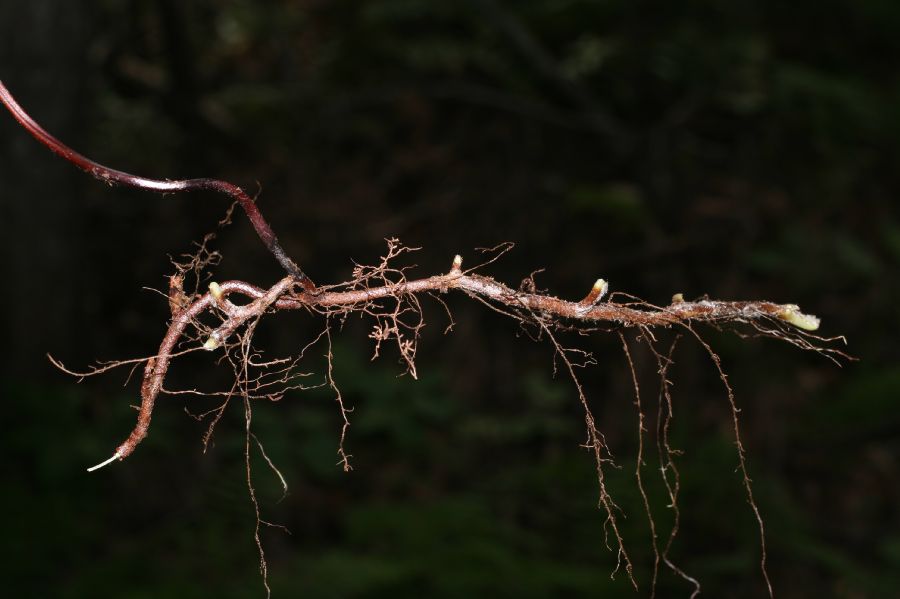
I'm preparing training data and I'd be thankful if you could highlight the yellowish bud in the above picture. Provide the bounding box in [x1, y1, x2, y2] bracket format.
[777, 305, 821, 331]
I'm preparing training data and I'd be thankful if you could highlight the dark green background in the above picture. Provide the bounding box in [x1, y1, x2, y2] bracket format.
[1, 1, 897, 597]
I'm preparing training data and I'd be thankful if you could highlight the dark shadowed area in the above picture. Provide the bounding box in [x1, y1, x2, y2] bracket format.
[1, 1, 898, 597]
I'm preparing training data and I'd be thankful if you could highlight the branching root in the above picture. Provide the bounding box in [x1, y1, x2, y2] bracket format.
[54, 239, 846, 596]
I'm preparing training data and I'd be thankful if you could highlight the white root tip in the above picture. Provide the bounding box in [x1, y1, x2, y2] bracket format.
[451, 254, 463, 271]
[203, 336, 220, 351]
[777, 304, 821, 331]
[87, 451, 122, 472]
[209, 281, 223, 301]
[672, 293, 684, 304]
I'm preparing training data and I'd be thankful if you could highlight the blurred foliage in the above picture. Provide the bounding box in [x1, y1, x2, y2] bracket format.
[2, 0, 899, 597]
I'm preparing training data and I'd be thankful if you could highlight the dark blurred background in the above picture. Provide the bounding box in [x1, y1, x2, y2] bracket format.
[1, 1, 898, 597]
